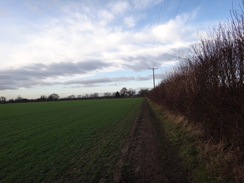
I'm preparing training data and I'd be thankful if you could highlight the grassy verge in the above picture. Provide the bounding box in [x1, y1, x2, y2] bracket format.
[147, 99, 237, 183]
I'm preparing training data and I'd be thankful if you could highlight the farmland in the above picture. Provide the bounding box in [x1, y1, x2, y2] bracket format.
[0, 98, 143, 182]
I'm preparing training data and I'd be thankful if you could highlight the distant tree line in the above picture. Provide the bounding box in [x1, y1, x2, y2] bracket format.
[0, 88, 149, 104]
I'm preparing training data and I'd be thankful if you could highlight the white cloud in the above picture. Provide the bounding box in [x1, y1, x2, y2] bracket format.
[108, 0, 130, 15]
[98, 10, 114, 25]
[124, 16, 136, 27]
[0, 8, 196, 71]
[152, 13, 188, 43]
[0, 0, 204, 96]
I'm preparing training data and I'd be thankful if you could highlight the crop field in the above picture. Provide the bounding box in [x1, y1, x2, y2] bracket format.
[0, 98, 143, 182]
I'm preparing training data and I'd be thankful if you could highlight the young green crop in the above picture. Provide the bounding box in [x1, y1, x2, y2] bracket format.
[0, 98, 143, 182]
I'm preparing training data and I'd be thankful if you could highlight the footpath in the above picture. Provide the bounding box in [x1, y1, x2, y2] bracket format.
[113, 100, 190, 183]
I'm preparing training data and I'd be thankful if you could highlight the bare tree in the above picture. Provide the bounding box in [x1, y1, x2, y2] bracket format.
[120, 87, 127, 97]
[67, 95, 76, 99]
[48, 93, 60, 100]
[16, 95, 23, 101]
[0, 96, 6, 103]
[90, 93, 99, 98]
[104, 92, 112, 97]
[0, 96, 6, 101]
[138, 89, 149, 97]
[127, 88, 136, 96]
[39, 95, 47, 101]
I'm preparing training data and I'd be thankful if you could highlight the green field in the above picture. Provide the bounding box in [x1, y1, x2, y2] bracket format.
[0, 98, 143, 182]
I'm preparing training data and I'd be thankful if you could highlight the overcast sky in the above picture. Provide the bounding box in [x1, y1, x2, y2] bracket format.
[0, 0, 242, 99]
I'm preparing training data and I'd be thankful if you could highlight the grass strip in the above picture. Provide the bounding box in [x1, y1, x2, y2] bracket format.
[147, 99, 234, 183]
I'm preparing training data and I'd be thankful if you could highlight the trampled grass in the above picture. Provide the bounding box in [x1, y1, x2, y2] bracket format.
[0, 98, 143, 182]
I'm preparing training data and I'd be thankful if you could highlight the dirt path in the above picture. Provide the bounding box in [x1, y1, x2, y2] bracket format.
[113, 100, 190, 183]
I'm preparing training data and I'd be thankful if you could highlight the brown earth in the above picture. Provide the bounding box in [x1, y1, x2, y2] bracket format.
[112, 100, 190, 183]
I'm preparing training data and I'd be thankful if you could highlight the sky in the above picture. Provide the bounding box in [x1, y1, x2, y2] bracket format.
[0, 0, 242, 99]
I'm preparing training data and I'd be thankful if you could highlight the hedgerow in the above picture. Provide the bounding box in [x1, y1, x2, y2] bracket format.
[148, 2, 244, 181]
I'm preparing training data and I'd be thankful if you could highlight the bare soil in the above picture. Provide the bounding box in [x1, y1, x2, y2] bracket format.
[113, 100, 190, 183]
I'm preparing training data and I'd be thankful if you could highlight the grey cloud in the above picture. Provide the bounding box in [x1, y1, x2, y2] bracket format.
[122, 47, 190, 71]
[0, 58, 153, 91]
[0, 60, 109, 90]
[122, 53, 177, 71]
[23, 60, 108, 77]
[63, 75, 152, 87]
[64, 76, 135, 85]
[136, 75, 152, 81]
